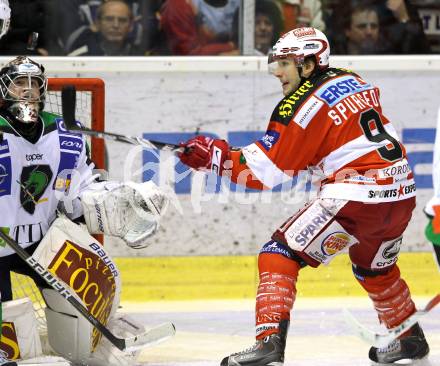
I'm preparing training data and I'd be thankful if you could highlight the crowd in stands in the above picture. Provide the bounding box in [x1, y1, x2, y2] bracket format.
[0, 0, 436, 56]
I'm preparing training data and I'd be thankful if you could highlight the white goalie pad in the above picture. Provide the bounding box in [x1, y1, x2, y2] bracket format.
[1, 298, 42, 361]
[80, 180, 169, 248]
[32, 215, 122, 363]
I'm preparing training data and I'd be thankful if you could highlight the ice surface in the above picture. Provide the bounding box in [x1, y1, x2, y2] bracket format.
[127, 297, 440, 366]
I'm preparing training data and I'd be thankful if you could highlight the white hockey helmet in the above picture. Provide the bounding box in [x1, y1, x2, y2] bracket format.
[0, 0, 10, 39]
[268, 27, 330, 70]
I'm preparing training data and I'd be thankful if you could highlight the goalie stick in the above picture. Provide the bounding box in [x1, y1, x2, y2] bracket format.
[61, 85, 182, 152]
[343, 293, 440, 348]
[0, 229, 176, 351]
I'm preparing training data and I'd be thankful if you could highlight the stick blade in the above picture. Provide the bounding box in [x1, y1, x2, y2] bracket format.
[61, 85, 77, 130]
[124, 322, 176, 351]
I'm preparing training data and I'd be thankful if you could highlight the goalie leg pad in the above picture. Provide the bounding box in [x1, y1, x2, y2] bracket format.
[42, 289, 93, 364]
[354, 265, 416, 329]
[1, 298, 42, 361]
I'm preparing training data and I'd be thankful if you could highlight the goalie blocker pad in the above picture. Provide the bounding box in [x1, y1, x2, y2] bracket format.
[80, 180, 169, 249]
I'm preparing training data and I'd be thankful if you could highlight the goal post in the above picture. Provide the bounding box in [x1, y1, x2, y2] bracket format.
[46, 77, 106, 170]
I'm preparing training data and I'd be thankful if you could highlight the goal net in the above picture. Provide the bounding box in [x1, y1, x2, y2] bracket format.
[11, 78, 106, 334]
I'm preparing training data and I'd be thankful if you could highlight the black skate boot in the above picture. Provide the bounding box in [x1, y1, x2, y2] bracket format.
[0, 351, 17, 366]
[220, 319, 289, 366]
[369, 323, 429, 364]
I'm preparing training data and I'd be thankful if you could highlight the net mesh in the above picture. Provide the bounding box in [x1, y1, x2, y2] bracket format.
[10, 84, 99, 334]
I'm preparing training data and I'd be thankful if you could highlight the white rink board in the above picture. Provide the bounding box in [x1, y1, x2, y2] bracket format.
[1, 56, 438, 256]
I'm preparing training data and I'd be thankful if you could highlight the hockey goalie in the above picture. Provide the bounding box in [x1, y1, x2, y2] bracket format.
[0, 56, 170, 365]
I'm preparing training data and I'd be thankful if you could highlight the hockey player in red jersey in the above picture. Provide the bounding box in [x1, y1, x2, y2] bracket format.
[178, 27, 429, 365]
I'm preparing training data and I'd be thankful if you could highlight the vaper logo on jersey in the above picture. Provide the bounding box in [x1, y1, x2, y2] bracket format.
[321, 232, 350, 256]
[0, 322, 21, 360]
[258, 130, 280, 151]
[279, 80, 314, 118]
[48, 240, 117, 350]
[25, 153, 43, 162]
[0, 227, 9, 247]
[20, 165, 53, 214]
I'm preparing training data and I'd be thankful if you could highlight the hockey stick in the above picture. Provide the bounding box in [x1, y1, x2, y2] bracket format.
[0, 229, 176, 351]
[61, 85, 182, 152]
[343, 294, 440, 348]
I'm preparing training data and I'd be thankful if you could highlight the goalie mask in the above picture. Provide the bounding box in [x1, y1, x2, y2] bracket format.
[0, 56, 47, 123]
[268, 27, 330, 75]
[0, 0, 10, 39]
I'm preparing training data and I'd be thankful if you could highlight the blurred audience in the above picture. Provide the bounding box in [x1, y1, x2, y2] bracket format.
[411, 0, 440, 52]
[255, 0, 284, 55]
[0, 0, 62, 55]
[330, 0, 430, 54]
[333, 3, 392, 54]
[0, 0, 435, 56]
[66, 0, 145, 56]
[280, 0, 326, 32]
[57, 0, 161, 54]
[378, 0, 430, 53]
[160, 0, 240, 55]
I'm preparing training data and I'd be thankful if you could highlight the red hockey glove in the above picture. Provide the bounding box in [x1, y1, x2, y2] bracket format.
[179, 135, 230, 175]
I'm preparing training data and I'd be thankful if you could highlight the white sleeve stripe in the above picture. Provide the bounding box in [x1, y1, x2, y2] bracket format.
[319, 124, 399, 174]
[241, 143, 292, 189]
[60, 149, 81, 155]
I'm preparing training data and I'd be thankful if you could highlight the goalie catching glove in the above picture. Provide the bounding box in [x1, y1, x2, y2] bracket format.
[179, 135, 230, 175]
[80, 180, 169, 249]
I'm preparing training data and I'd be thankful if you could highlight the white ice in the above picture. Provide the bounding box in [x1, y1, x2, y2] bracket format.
[126, 297, 440, 366]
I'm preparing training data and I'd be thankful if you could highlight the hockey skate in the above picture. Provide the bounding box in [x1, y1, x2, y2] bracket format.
[369, 323, 429, 364]
[0, 351, 16, 366]
[220, 320, 288, 366]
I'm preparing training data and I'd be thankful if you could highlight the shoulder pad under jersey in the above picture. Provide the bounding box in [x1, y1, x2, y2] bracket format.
[271, 68, 358, 126]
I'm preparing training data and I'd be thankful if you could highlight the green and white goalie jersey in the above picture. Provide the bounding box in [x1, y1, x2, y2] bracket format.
[0, 111, 95, 257]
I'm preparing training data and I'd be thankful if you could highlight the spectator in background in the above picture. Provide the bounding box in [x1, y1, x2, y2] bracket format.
[330, 0, 430, 54]
[333, 3, 393, 54]
[66, 0, 144, 56]
[280, 0, 326, 32]
[160, 0, 240, 55]
[0, 0, 62, 55]
[56, 0, 157, 54]
[255, 0, 284, 55]
[378, 0, 430, 53]
[414, 0, 440, 52]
